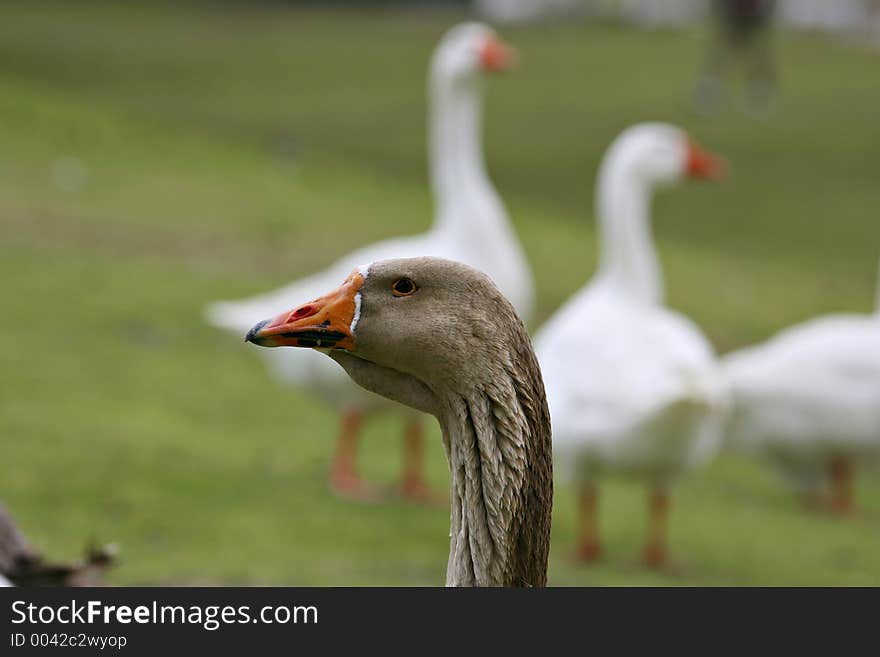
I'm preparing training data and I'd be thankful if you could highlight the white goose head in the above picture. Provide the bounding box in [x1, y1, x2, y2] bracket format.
[595, 123, 725, 305]
[600, 122, 725, 188]
[431, 22, 515, 85]
[246, 257, 552, 587]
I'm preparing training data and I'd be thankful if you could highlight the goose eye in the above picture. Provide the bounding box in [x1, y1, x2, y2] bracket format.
[391, 277, 417, 297]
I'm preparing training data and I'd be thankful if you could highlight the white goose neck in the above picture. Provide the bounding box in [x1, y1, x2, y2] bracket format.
[426, 72, 535, 320]
[429, 75, 492, 230]
[595, 161, 664, 305]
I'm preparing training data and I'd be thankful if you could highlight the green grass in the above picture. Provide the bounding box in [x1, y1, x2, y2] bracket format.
[1, 0, 879, 585]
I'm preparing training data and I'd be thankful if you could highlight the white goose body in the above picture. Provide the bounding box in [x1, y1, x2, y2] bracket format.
[536, 123, 727, 484]
[540, 284, 725, 480]
[534, 124, 727, 565]
[722, 288, 880, 492]
[207, 23, 533, 414]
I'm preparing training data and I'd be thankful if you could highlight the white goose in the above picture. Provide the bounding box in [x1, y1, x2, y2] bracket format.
[206, 23, 533, 501]
[722, 264, 880, 512]
[535, 123, 728, 567]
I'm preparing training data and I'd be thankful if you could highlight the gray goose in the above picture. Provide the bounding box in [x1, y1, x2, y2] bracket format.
[246, 257, 552, 587]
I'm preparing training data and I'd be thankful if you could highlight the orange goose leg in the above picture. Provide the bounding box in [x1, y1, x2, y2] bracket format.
[644, 487, 669, 568]
[330, 411, 438, 504]
[400, 418, 428, 501]
[575, 482, 602, 562]
[329, 409, 378, 501]
[400, 418, 448, 505]
[829, 458, 855, 515]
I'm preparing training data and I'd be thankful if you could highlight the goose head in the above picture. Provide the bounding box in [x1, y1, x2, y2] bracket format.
[246, 257, 552, 586]
[594, 123, 725, 305]
[431, 22, 516, 85]
[246, 258, 523, 404]
[601, 122, 725, 188]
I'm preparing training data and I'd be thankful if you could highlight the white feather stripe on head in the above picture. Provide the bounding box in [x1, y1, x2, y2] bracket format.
[350, 263, 371, 334]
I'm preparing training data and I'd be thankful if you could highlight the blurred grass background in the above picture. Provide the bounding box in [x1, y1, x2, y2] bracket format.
[1, 0, 879, 585]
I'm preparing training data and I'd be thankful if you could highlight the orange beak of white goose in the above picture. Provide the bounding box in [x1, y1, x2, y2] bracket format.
[685, 139, 726, 180]
[479, 34, 517, 73]
[245, 270, 365, 351]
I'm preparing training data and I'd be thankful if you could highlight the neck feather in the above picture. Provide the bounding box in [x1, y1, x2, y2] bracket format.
[438, 335, 552, 587]
[595, 162, 664, 304]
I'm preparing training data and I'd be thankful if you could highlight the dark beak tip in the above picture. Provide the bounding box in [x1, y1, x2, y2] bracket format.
[245, 319, 270, 344]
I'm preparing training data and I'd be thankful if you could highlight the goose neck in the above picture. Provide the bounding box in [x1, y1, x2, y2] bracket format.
[437, 362, 552, 587]
[595, 166, 664, 305]
[429, 77, 492, 224]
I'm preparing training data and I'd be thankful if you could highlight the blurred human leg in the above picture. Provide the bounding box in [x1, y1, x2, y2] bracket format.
[744, 27, 777, 116]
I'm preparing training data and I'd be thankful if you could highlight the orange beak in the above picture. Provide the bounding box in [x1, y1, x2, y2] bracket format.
[479, 34, 517, 73]
[245, 270, 364, 351]
[685, 139, 726, 180]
